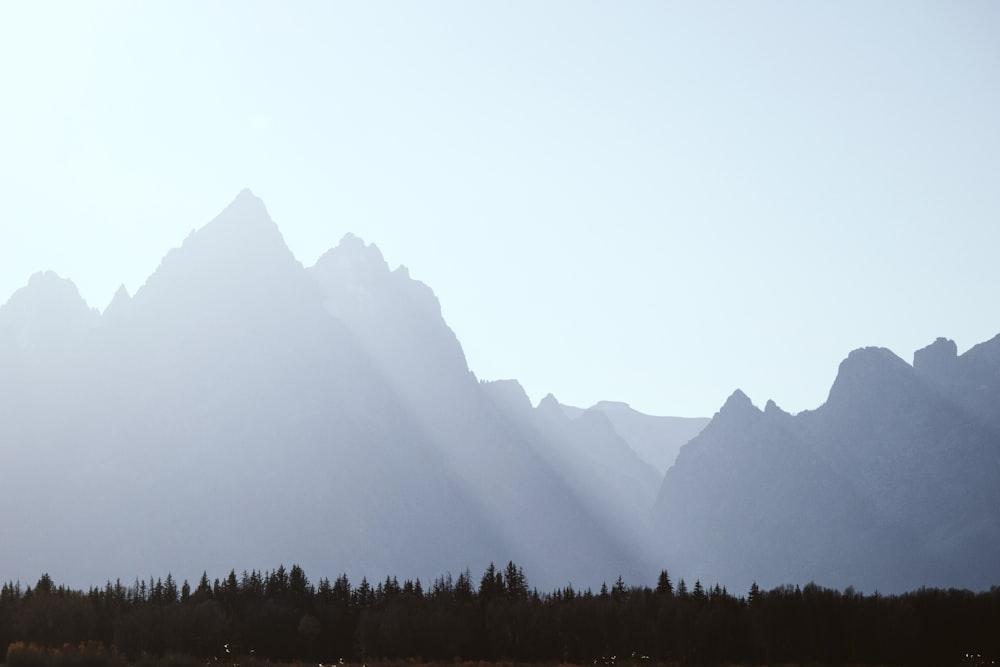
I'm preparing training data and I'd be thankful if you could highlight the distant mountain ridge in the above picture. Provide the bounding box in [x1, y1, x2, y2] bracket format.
[559, 400, 709, 475]
[652, 334, 1000, 593]
[0, 190, 686, 591]
[2, 190, 997, 594]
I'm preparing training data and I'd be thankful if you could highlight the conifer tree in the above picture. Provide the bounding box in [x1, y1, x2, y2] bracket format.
[656, 569, 674, 596]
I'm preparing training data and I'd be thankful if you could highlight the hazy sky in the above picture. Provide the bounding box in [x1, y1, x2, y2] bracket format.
[2, 1, 998, 417]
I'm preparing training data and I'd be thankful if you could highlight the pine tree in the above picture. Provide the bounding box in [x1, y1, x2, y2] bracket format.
[479, 563, 504, 601]
[332, 573, 352, 604]
[612, 575, 627, 599]
[693, 580, 705, 601]
[504, 561, 527, 601]
[164, 574, 179, 603]
[354, 577, 374, 607]
[656, 569, 674, 596]
[196, 572, 212, 600]
[748, 581, 760, 605]
[455, 568, 474, 603]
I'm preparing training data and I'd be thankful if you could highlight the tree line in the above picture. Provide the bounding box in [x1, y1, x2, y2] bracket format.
[1, 563, 998, 667]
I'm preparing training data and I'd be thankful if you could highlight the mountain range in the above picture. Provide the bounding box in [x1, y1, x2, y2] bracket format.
[1, 190, 997, 593]
[653, 337, 1000, 593]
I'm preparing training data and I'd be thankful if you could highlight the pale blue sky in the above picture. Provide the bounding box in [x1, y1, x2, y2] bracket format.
[2, 1, 998, 417]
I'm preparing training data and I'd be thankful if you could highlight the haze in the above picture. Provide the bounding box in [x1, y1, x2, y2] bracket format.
[2, 1, 999, 417]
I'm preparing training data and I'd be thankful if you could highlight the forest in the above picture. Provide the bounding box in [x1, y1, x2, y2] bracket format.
[1, 563, 997, 667]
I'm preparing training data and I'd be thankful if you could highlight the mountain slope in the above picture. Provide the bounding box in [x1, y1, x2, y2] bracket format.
[561, 400, 709, 474]
[652, 338, 1000, 593]
[0, 190, 658, 591]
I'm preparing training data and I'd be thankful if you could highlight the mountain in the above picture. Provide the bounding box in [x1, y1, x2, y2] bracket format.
[5, 189, 996, 595]
[0, 270, 99, 352]
[479, 384, 661, 545]
[0, 190, 663, 591]
[652, 337, 1000, 593]
[560, 400, 709, 474]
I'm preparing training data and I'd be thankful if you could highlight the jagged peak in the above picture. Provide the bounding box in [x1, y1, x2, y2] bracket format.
[826, 345, 913, 407]
[481, 377, 528, 394]
[102, 284, 132, 319]
[9, 271, 91, 310]
[186, 189, 286, 251]
[337, 231, 370, 251]
[480, 378, 534, 415]
[764, 398, 791, 418]
[0, 272, 89, 319]
[833, 347, 911, 384]
[338, 233, 385, 259]
[0, 271, 97, 347]
[536, 393, 563, 414]
[27, 270, 54, 284]
[313, 233, 389, 275]
[310, 235, 448, 328]
[196, 188, 278, 240]
[27, 270, 77, 290]
[710, 388, 760, 423]
[226, 187, 266, 213]
[104, 283, 132, 315]
[134, 190, 301, 304]
[723, 388, 754, 410]
[166, 191, 280, 257]
[913, 337, 958, 378]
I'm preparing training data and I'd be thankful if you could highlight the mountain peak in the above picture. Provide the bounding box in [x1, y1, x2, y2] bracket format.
[204, 188, 276, 235]
[722, 388, 753, 411]
[164, 189, 290, 264]
[0, 272, 97, 348]
[763, 398, 793, 421]
[338, 233, 388, 265]
[537, 393, 563, 415]
[839, 346, 909, 375]
[313, 234, 389, 278]
[16, 271, 87, 306]
[826, 346, 913, 408]
[913, 337, 958, 380]
[102, 284, 132, 320]
[710, 389, 760, 425]
[228, 187, 265, 212]
[133, 190, 304, 310]
[481, 379, 534, 416]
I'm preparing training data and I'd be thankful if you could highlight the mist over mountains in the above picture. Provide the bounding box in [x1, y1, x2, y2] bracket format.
[2, 190, 997, 593]
[0, 191, 670, 590]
